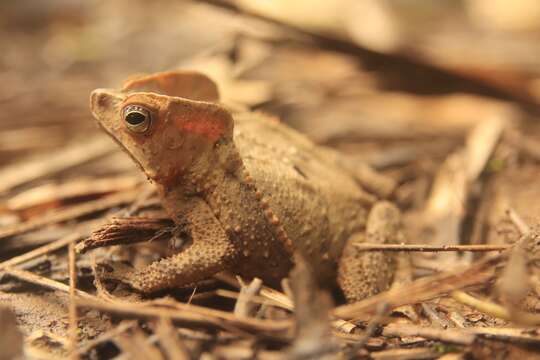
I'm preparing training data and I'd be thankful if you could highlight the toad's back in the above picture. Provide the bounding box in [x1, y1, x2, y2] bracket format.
[231, 112, 373, 283]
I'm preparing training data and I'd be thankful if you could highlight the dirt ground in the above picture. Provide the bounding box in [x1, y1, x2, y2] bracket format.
[2, 1, 540, 359]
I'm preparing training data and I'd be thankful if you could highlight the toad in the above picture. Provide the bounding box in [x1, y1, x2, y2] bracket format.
[90, 71, 401, 302]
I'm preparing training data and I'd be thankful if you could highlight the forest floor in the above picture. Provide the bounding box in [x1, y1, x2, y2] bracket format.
[2, 1, 540, 359]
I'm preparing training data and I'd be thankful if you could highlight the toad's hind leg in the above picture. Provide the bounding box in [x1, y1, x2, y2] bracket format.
[337, 201, 400, 303]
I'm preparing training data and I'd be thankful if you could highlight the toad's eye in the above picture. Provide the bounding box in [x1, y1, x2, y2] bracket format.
[122, 105, 151, 133]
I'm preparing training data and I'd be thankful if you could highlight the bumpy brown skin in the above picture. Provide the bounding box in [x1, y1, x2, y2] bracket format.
[90, 71, 399, 302]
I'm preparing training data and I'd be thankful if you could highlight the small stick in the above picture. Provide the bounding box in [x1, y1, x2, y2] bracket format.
[234, 277, 263, 318]
[451, 291, 540, 325]
[68, 241, 79, 359]
[0, 190, 139, 240]
[76, 298, 292, 335]
[0, 136, 116, 194]
[451, 291, 510, 321]
[154, 317, 190, 360]
[0, 232, 82, 271]
[215, 272, 294, 310]
[354, 243, 511, 252]
[506, 208, 531, 236]
[216, 272, 358, 332]
[216, 289, 286, 309]
[3, 268, 95, 300]
[498, 209, 532, 320]
[371, 347, 439, 360]
[467, 326, 540, 344]
[382, 323, 475, 345]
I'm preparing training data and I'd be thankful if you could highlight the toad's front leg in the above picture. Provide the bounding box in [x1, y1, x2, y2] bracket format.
[103, 198, 239, 293]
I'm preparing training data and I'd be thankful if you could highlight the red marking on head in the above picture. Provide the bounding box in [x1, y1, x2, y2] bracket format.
[173, 115, 225, 142]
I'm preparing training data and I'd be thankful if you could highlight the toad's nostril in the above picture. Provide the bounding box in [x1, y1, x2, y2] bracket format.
[90, 90, 110, 111]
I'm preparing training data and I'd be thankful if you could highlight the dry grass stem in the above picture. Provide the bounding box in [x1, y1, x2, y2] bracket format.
[383, 323, 475, 345]
[76, 298, 292, 335]
[154, 317, 191, 360]
[68, 241, 79, 359]
[451, 291, 540, 325]
[234, 277, 263, 317]
[0, 190, 140, 240]
[354, 243, 510, 252]
[3, 268, 95, 300]
[0, 232, 83, 271]
[506, 208, 531, 235]
[0, 136, 116, 194]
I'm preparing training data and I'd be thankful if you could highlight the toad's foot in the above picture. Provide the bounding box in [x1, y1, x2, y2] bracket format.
[337, 201, 401, 303]
[96, 261, 146, 291]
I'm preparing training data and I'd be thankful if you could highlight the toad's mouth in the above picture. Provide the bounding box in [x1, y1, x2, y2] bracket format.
[90, 89, 154, 181]
[98, 121, 150, 180]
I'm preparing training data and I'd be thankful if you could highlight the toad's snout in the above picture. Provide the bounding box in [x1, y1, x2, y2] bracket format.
[90, 89, 124, 119]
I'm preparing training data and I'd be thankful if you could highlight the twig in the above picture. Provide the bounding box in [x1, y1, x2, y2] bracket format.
[187, 287, 197, 305]
[0, 232, 82, 271]
[415, 115, 506, 267]
[465, 115, 506, 181]
[467, 326, 540, 344]
[370, 347, 439, 360]
[451, 291, 540, 325]
[452, 291, 509, 320]
[76, 298, 292, 335]
[506, 208, 531, 236]
[215, 272, 293, 310]
[3, 268, 95, 300]
[114, 326, 163, 360]
[68, 241, 79, 359]
[216, 289, 285, 309]
[7, 175, 141, 212]
[0, 190, 139, 240]
[216, 272, 357, 332]
[382, 323, 475, 345]
[288, 254, 339, 359]
[354, 243, 510, 252]
[385, 322, 540, 345]
[0, 136, 116, 194]
[497, 210, 533, 322]
[234, 277, 263, 317]
[154, 318, 190, 360]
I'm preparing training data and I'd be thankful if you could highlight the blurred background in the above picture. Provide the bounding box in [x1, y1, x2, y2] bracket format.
[2, 0, 540, 162]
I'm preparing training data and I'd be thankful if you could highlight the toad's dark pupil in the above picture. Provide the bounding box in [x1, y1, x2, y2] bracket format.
[125, 112, 147, 125]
